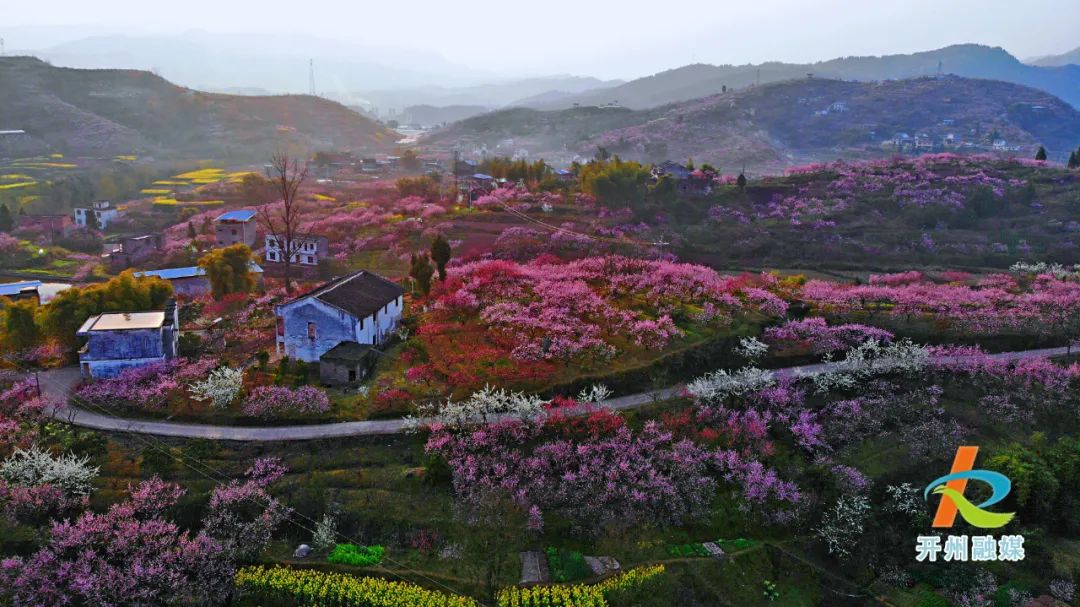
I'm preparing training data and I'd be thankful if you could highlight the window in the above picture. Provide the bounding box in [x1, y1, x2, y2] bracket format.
[307, 322, 317, 340]
[231, 229, 237, 236]
[306, 255, 314, 264]
[348, 368, 356, 382]
[276, 317, 285, 336]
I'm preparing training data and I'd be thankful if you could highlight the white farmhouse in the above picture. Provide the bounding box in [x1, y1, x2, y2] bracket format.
[74, 201, 122, 230]
[273, 270, 405, 364]
[264, 233, 329, 267]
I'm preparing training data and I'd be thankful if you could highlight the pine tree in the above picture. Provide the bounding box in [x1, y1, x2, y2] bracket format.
[0, 204, 13, 233]
[409, 253, 434, 296]
[187, 221, 197, 240]
[1035, 145, 1047, 161]
[430, 234, 452, 281]
[1069, 151, 1078, 170]
[736, 173, 747, 192]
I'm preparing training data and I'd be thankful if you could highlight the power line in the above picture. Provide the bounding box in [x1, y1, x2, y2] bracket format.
[36, 373, 469, 600]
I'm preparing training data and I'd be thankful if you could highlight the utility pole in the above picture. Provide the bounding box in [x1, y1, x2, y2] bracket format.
[0, 38, 5, 57]
[309, 59, 316, 96]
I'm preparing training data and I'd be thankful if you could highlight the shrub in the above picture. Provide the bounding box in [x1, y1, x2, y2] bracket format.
[242, 385, 331, 418]
[327, 544, 385, 567]
[496, 566, 666, 607]
[236, 565, 478, 606]
[667, 543, 709, 558]
[546, 547, 590, 582]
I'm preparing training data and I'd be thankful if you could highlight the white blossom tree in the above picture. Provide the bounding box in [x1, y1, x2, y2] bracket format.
[405, 385, 548, 431]
[188, 367, 244, 410]
[0, 445, 99, 497]
[815, 494, 871, 559]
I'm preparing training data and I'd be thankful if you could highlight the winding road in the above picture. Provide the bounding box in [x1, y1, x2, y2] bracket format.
[34, 346, 1074, 442]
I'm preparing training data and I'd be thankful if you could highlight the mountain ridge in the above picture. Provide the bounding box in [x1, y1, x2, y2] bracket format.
[425, 75, 1080, 172]
[518, 45, 1080, 110]
[0, 56, 397, 160]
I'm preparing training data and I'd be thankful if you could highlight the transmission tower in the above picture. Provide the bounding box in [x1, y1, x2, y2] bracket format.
[309, 59, 316, 96]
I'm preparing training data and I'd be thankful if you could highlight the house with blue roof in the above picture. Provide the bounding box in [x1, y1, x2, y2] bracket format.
[136, 263, 263, 297]
[215, 209, 258, 248]
[0, 280, 42, 304]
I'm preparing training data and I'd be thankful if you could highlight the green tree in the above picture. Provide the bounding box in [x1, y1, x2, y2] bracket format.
[0, 298, 42, 352]
[40, 271, 173, 347]
[1069, 150, 1079, 169]
[1035, 145, 1047, 161]
[0, 203, 13, 232]
[988, 442, 1059, 519]
[187, 221, 197, 241]
[579, 158, 652, 210]
[430, 234, 452, 281]
[400, 149, 421, 172]
[409, 253, 435, 296]
[736, 172, 747, 192]
[198, 244, 255, 299]
[648, 174, 678, 206]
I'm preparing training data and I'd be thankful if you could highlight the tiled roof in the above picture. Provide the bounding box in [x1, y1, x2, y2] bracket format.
[321, 341, 373, 362]
[285, 270, 405, 320]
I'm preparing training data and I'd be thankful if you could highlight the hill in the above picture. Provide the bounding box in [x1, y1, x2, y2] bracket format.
[398, 104, 489, 127]
[419, 105, 660, 159]
[426, 76, 1080, 171]
[673, 155, 1080, 272]
[525, 44, 1080, 110]
[1029, 46, 1080, 67]
[0, 56, 397, 160]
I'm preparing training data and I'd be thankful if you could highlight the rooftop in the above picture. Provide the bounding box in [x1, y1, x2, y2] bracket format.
[0, 280, 42, 297]
[215, 210, 257, 223]
[321, 341, 373, 362]
[136, 262, 263, 281]
[78, 311, 166, 333]
[284, 270, 405, 321]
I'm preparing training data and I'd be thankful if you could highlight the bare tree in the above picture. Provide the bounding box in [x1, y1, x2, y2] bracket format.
[258, 152, 310, 294]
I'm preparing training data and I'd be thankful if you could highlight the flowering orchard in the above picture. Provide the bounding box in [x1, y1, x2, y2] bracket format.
[690, 155, 1080, 267]
[420, 326, 1080, 557]
[0, 459, 289, 607]
[801, 267, 1080, 339]
[372, 256, 788, 406]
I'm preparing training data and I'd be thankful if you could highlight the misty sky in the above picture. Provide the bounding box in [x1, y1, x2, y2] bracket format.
[4, 0, 1079, 79]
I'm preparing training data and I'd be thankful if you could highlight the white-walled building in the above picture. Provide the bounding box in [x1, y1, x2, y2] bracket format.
[74, 201, 122, 230]
[274, 270, 405, 363]
[264, 233, 329, 267]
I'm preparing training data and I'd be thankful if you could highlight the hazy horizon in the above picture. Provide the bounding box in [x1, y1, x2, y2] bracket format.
[3, 0, 1079, 83]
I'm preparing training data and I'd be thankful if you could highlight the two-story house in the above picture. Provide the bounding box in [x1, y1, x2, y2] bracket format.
[76, 301, 179, 379]
[264, 233, 330, 268]
[214, 210, 258, 248]
[107, 233, 165, 271]
[274, 271, 405, 384]
[74, 201, 122, 231]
